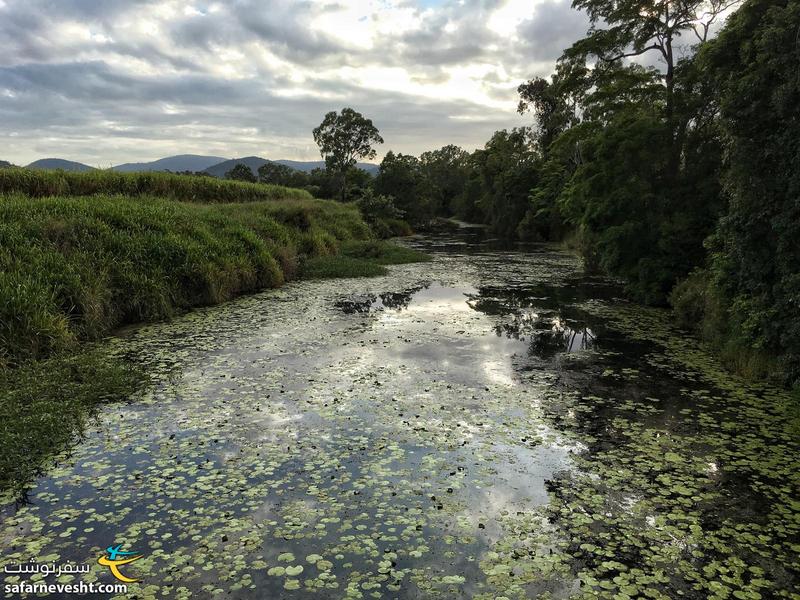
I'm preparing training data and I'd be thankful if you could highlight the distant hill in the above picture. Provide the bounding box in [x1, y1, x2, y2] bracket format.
[204, 156, 379, 178]
[274, 159, 379, 175]
[19, 155, 380, 177]
[113, 154, 227, 173]
[0, 160, 13, 168]
[27, 158, 95, 172]
[203, 157, 269, 178]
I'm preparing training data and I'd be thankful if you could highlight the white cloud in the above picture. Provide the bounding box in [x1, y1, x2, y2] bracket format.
[488, 0, 537, 35]
[0, 0, 590, 165]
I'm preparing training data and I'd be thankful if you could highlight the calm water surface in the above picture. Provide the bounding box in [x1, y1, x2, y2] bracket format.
[1, 231, 797, 599]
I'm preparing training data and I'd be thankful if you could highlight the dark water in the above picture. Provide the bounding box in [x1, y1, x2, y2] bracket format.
[1, 230, 797, 599]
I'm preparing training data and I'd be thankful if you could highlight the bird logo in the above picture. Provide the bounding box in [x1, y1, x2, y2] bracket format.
[97, 544, 143, 583]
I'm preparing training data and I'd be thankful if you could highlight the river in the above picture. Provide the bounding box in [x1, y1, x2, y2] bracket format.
[1, 231, 798, 599]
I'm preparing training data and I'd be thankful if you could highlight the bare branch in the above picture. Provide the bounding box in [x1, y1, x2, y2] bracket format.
[601, 44, 664, 62]
[691, 23, 709, 42]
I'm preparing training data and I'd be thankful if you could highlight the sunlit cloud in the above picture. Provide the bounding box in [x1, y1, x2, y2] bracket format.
[0, 0, 591, 165]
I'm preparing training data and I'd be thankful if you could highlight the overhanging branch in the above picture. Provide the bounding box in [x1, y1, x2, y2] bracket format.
[601, 44, 664, 62]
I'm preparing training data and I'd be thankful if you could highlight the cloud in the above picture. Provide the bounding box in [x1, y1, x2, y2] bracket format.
[515, 0, 590, 63]
[0, 0, 589, 165]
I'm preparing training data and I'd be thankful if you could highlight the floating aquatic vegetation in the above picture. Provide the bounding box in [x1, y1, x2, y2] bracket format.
[0, 236, 796, 599]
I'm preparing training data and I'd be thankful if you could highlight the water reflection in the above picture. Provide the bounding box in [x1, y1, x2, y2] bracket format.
[335, 282, 597, 361]
[496, 311, 596, 358]
[334, 285, 425, 314]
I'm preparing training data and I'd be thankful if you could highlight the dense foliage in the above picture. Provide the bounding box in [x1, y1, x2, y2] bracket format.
[356, 0, 797, 385]
[700, 0, 800, 383]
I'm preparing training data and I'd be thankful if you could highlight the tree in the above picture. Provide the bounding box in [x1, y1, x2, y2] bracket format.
[355, 189, 406, 238]
[534, 64, 724, 303]
[556, 108, 674, 301]
[517, 72, 583, 151]
[564, 0, 740, 156]
[306, 167, 338, 199]
[374, 152, 429, 225]
[474, 129, 541, 239]
[510, 0, 738, 301]
[701, 0, 800, 383]
[418, 145, 470, 216]
[225, 163, 256, 183]
[312, 108, 383, 202]
[257, 162, 295, 186]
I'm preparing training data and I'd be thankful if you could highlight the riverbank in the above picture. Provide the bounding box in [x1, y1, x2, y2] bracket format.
[0, 193, 422, 367]
[1, 232, 795, 598]
[0, 172, 427, 494]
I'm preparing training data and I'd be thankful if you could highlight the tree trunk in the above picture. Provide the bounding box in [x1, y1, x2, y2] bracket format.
[665, 49, 674, 128]
[664, 31, 680, 183]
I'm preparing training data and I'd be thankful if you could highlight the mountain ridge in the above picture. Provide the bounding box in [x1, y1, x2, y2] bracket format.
[204, 156, 379, 178]
[18, 155, 380, 176]
[27, 158, 95, 172]
[113, 154, 227, 173]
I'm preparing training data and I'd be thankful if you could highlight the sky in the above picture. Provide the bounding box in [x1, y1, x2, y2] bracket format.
[0, 0, 592, 166]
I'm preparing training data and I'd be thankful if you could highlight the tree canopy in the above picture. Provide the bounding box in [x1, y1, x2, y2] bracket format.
[313, 108, 383, 202]
[225, 163, 256, 183]
[699, 0, 800, 382]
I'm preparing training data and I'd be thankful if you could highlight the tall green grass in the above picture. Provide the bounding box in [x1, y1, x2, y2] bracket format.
[0, 174, 429, 495]
[0, 167, 312, 203]
[0, 194, 370, 368]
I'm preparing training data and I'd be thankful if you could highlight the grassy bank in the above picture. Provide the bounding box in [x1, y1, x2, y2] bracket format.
[0, 167, 312, 202]
[0, 176, 428, 495]
[0, 194, 375, 367]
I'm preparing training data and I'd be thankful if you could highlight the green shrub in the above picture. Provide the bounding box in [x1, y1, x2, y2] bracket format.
[352, 191, 413, 239]
[670, 269, 711, 332]
[382, 218, 413, 237]
[671, 268, 780, 383]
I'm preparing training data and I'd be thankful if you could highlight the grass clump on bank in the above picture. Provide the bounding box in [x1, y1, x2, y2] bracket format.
[0, 167, 312, 203]
[302, 240, 430, 279]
